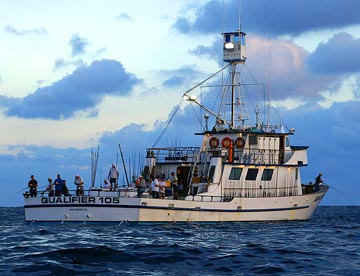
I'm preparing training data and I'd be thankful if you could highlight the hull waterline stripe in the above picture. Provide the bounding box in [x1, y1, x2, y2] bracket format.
[24, 203, 310, 213]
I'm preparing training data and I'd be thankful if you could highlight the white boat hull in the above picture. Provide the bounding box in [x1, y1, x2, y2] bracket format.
[24, 186, 328, 223]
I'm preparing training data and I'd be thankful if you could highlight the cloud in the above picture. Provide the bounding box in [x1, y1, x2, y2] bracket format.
[116, 13, 133, 21]
[53, 58, 84, 71]
[4, 25, 47, 36]
[161, 66, 202, 88]
[5, 59, 141, 120]
[69, 33, 89, 57]
[306, 32, 360, 74]
[190, 36, 338, 100]
[174, 0, 360, 37]
[0, 95, 21, 108]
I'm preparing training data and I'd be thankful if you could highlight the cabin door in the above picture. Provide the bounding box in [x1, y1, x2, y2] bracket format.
[176, 166, 191, 197]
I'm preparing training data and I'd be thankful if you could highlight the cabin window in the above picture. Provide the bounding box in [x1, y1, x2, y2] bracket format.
[234, 34, 239, 42]
[261, 169, 273, 181]
[225, 34, 231, 43]
[286, 137, 290, 147]
[229, 167, 243, 180]
[245, 168, 258, 180]
[249, 135, 257, 145]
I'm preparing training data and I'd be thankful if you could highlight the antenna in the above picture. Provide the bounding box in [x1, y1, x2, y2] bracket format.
[266, 43, 271, 132]
[222, 0, 225, 33]
[238, 0, 242, 31]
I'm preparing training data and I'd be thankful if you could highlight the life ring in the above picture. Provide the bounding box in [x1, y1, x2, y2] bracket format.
[221, 137, 232, 148]
[209, 137, 219, 148]
[235, 137, 245, 148]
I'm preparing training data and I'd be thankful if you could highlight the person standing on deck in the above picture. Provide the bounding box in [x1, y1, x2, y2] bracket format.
[169, 172, 178, 199]
[45, 178, 54, 197]
[28, 175, 38, 197]
[74, 175, 84, 196]
[137, 176, 146, 198]
[314, 173, 323, 192]
[151, 177, 160, 198]
[54, 174, 63, 196]
[159, 178, 166, 199]
[108, 163, 119, 191]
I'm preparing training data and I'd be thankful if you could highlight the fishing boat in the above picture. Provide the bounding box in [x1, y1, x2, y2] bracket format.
[24, 29, 328, 223]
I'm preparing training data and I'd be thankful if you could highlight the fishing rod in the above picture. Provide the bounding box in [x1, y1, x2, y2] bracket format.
[12, 186, 29, 196]
[116, 151, 119, 187]
[12, 185, 48, 197]
[325, 183, 349, 199]
[118, 143, 130, 187]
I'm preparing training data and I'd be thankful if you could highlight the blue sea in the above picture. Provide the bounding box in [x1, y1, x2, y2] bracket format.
[0, 206, 359, 276]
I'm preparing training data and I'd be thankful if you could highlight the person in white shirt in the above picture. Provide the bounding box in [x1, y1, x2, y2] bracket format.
[74, 175, 84, 196]
[151, 177, 160, 198]
[108, 163, 119, 191]
[45, 178, 54, 197]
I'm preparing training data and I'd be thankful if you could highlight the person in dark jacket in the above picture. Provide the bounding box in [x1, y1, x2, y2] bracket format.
[54, 174, 63, 196]
[28, 175, 38, 197]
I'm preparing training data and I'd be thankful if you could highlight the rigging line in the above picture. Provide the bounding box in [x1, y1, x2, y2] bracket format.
[152, 96, 184, 148]
[153, 63, 231, 148]
[189, 101, 203, 127]
[243, 64, 290, 131]
[185, 63, 231, 95]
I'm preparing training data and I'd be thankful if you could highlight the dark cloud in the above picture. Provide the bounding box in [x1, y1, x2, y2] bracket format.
[190, 40, 223, 64]
[69, 33, 89, 56]
[161, 66, 202, 88]
[4, 25, 47, 36]
[306, 32, 360, 74]
[174, 0, 360, 37]
[0, 95, 21, 108]
[5, 59, 141, 119]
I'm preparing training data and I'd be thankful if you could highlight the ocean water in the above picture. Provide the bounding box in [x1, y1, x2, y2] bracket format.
[0, 206, 359, 276]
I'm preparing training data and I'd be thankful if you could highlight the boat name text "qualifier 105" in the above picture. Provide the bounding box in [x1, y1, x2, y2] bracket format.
[40, 196, 120, 204]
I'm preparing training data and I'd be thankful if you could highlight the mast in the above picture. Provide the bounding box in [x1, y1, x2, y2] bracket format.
[231, 63, 236, 127]
[223, 31, 247, 129]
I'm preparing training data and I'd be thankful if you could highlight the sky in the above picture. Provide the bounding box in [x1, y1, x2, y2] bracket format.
[1, 0, 360, 206]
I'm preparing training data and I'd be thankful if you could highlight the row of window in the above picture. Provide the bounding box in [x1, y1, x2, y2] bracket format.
[229, 167, 273, 181]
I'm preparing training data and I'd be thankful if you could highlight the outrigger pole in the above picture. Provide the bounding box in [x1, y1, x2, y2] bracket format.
[91, 145, 99, 188]
[118, 143, 130, 187]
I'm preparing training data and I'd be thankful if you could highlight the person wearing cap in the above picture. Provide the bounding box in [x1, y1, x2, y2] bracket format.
[28, 175, 38, 197]
[45, 177, 54, 197]
[74, 174, 84, 196]
[108, 163, 119, 191]
[103, 179, 110, 189]
[314, 173, 323, 192]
